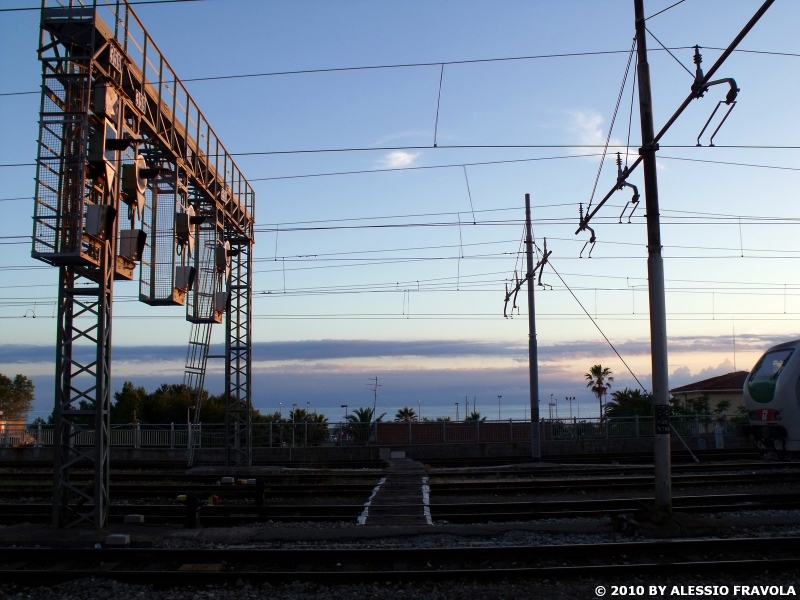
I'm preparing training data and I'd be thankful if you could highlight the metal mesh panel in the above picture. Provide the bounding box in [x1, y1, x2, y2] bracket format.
[154, 183, 176, 299]
[139, 177, 180, 304]
[138, 182, 155, 299]
[33, 63, 90, 260]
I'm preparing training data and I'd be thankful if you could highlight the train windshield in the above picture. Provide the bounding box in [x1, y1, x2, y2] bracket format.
[748, 348, 795, 403]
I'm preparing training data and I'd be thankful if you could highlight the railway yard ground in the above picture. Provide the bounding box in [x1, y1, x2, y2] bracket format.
[2, 450, 800, 599]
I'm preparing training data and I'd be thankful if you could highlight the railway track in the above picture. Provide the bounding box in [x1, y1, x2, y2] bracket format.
[430, 470, 800, 494]
[423, 448, 761, 467]
[1, 491, 798, 525]
[0, 483, 376, 499]
[2, 468, 797, 499]
[0, 449, 759, 474]
[431, 460, 800, 478]
[0, 459, 387, 471]
[1, 536, 798, 584]
[2, 459, 792, 483]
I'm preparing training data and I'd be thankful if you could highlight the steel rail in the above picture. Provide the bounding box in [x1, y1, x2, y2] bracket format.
[2, 461, 792, 486]
[430, 471, 800, 492]
[4, 470, 797, 499]
[1, 537, 799, 584]
[2, 491, 799, 525]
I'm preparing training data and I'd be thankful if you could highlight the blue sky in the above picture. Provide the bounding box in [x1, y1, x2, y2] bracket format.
[2, 0, 800, 422]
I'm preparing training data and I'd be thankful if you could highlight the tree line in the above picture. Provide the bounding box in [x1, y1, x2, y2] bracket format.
[585, 365, 745, 419]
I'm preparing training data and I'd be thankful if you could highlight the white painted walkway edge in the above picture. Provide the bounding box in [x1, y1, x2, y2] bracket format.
[422, 475, 432, 525]
[357, 476, 386, 525]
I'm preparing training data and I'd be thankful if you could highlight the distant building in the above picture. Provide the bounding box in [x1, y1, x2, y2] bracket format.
[669, 371, 748, 415]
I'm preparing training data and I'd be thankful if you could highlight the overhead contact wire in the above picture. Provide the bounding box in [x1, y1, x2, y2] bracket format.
[548, 261, 648, 392]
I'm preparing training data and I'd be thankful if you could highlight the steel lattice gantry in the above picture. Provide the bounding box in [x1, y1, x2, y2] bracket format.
[32, 0, 255, 528]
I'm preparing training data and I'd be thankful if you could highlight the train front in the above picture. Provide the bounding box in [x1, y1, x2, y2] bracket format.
[743, 340, 800, 456]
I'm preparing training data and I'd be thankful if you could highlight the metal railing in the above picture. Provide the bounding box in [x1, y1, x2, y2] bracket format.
[2, 416, 745, 448]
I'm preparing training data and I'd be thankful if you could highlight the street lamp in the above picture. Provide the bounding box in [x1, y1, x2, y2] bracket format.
[340, 404, 349, 445]
[417, 399, 421, 421]
[292, 403, 298, 447]
[566, 396, 575, 420]
[497, 395, 502, 420]
[306, 401, 311, 415]
[548, 402, 556, 420]
[279, 402, 282, 418]
[455, 402, 459, 421]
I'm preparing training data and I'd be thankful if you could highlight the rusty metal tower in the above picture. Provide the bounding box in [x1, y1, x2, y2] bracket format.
[32, 0, 255, 528]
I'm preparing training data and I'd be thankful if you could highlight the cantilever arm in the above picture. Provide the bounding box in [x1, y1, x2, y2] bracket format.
[576, 0, 772, 235]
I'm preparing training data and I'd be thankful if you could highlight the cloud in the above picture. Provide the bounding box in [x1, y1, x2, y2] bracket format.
[14, 335, 794, 421]
[376, 150, 419, 169]
[564, 109, 624, 160]
[1, 333, 794, 366]
[670, 359, 737, 388]
[569, 109, 607, 146]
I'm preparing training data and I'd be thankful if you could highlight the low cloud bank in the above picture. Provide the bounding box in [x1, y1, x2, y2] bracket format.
[0, 332, 793, 365]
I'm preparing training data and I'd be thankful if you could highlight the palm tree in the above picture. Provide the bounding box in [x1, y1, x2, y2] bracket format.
[345, 407, 385, 444]
[585, 365, 613, 419]
[604, 388, 652, 418]
[346, 407, 385, 425]
[289, 407, 308, 422]
[394, 406, 417, 422]
[464, 411, 485, 422]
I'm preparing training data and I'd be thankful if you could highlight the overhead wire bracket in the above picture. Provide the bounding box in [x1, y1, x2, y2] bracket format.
[503, 239, 552, 317]
[535, 239, 553, 290]
[693, 47, 739, 146]
[575, 0, 770, 243]
[577, 203, 596, 258]
[615, 153, 641, 223]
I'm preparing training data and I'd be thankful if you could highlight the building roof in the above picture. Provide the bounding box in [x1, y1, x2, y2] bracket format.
[669, 371, 749, 395]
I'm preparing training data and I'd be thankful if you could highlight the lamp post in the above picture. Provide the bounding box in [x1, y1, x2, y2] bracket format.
[417, 399, 421, 422]
[497, 395, 502, 420]
[455, 402, 459, 421]
[291, 403, 297, 447]
[566, 396, 575, 420]
[548, 402, 556, 420]
[306, 401, 310, 415]
[340, 404, 348, 445]
[279, 402, 282, 418]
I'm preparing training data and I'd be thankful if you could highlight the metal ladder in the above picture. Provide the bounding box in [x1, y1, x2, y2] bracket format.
[184, 241, 218, 466]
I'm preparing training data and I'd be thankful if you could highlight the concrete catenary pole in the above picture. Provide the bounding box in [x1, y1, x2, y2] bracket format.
[634, 0, 671, 511]
[525, 193, 541, 459]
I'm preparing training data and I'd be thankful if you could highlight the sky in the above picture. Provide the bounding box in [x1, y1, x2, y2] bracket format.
[1, 0, 800, 423]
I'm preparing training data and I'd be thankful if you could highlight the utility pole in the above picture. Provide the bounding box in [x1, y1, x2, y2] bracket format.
[634, 0, 671, 512]
[525, 193, 541, 459]
[369, 377, 382, 445]
[576, 0, 772, 510]
[369, 377, 380, 418]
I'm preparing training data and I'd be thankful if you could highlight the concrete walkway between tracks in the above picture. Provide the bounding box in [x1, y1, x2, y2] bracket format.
[361, 458, 431, 526]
